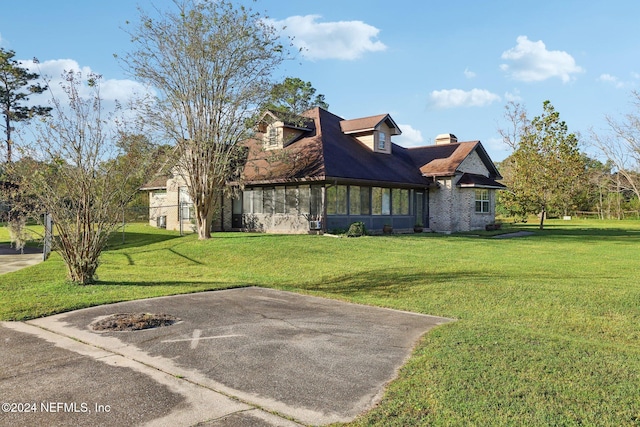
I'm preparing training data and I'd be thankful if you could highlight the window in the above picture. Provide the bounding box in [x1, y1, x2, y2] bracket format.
[378, 131, 386, 150]
[275, 187, 285, 214]
[310, 186, 322, 216]
[152, 189, 166, 197]
[372, 187, 390, 215]
[298, 186, 310, 214]
[392, 188, 409, 215]
[243, 190, 252, 213]
[268, 127, 278, 146]
[252, 188, 263, 214]
[181, 204, 193, 220]
[286, 187, 297, 214]
[475, 189, 490, 213]
[349, 186, 370, 215]
[263, 188, 274, 213]
[326, 185, 347, 215]
[179, 187, 193, 220]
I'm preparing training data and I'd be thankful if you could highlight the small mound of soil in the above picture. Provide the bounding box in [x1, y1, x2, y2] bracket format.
[91, 313, 180, 331]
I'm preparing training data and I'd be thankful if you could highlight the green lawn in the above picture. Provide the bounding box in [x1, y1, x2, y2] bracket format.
[1, 220, 640, 426]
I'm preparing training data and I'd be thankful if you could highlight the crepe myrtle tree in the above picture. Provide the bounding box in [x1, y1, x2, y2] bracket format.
[17, 71, 158, 284]
[122, 0, 290, 239]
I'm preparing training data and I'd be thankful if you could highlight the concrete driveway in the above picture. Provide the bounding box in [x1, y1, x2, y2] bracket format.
[0, 245, 43, 275]
[0, 287, 453, 426]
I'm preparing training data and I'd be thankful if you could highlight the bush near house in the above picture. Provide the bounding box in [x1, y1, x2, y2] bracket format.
[346, 221, 366, 237]
[1, 220, 640, 426]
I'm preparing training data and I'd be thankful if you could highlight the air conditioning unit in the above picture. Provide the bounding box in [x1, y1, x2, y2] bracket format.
[309, 220, 322, 230]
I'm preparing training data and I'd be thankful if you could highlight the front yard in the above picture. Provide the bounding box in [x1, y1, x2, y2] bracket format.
[1, 220, 639, 425]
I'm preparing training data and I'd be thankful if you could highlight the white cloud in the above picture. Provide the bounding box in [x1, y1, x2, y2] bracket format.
[269, 15, 386, 60]
[484, 137, 511, 162]
[500, 36, 584, 83]
[464, 68, 476, 79]
[18, 58, 153, 104]
[504, 89, 522, 102]
[395, 124, 424, 147]
[632, 72, 640, 80]
[429, 88, 501, 109]
[598, 73, 624, 88]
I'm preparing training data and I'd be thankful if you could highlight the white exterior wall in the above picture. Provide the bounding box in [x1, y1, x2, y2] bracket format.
[148, 191, 169, 228]
[164, 175, 189, 232]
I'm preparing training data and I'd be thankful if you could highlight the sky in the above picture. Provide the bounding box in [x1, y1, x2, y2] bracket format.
[1, 0, 639, 162]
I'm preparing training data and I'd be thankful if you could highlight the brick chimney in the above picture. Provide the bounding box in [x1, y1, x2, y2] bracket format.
[435, 133, 458, 145]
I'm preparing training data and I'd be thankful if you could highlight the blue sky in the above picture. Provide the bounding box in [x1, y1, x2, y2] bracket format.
[1, 0, 639, 162]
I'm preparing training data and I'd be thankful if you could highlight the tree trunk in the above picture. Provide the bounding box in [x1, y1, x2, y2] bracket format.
[196, 205, 213, 239]
[539, 207, 546, 230]
[4, 112, 11, 164]
[66, 255, 99, 285]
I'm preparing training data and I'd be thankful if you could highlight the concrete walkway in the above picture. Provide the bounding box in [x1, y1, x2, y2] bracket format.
[0, 245, 43, 275]
[1, 287, 453, 426]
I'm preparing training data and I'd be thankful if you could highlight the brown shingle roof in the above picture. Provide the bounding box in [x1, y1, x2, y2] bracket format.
[340, 114, 390, 133]
[242, 107, 501, 187]
[139, 175, 168, 190]
[243, 108, 426, 186]
[408, 142, 478, 176]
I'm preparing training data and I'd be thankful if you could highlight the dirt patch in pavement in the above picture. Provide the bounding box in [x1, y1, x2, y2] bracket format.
[90, 313, 180, 331]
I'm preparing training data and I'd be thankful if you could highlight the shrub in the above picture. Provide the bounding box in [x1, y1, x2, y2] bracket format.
[346, 221, 366, 237]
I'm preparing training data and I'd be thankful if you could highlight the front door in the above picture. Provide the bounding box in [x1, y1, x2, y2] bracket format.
[232, 194, 242, 229]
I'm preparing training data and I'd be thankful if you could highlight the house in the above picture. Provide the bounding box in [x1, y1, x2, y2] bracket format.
[141, 107, 505, 234]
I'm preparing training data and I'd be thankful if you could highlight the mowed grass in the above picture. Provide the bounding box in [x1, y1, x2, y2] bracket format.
[1, 220, 640, 425]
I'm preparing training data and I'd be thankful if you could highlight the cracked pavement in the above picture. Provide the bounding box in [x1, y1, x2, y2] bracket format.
[2, 287, 452, 426]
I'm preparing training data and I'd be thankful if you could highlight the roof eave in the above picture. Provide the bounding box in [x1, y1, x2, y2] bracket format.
[459, 183, 507, 189]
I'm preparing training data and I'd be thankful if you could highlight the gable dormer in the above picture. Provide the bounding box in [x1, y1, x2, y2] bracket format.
[257, 110, 313, 150]
[340, 114, 402, 154]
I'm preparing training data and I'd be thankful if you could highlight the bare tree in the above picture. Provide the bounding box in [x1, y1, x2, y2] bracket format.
[122, 0, 288, 239]
[15, 71, 158, 284]
[497, 101, 530, 150]
[591, 90, 640, 203]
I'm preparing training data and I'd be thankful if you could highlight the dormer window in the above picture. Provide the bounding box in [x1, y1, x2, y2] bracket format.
[340, 113, 401, 154]
[268, 127, 278, 146]
[378, 132, 386, 150]
[259, 110, 313, 151]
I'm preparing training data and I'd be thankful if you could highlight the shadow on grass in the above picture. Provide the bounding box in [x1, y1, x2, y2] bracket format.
[105, 231, 184, 251]
[506, 225, 640, 241]
[300, 269, 491, 296]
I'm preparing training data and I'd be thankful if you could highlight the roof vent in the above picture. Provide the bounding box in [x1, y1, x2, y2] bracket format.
[435, 133, 458, 145]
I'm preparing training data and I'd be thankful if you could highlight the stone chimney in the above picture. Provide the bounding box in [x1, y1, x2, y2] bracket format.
[435, 133, 458, 145]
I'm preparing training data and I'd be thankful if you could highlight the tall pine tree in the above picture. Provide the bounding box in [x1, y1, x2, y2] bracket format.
[0, 49, 51, 163]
